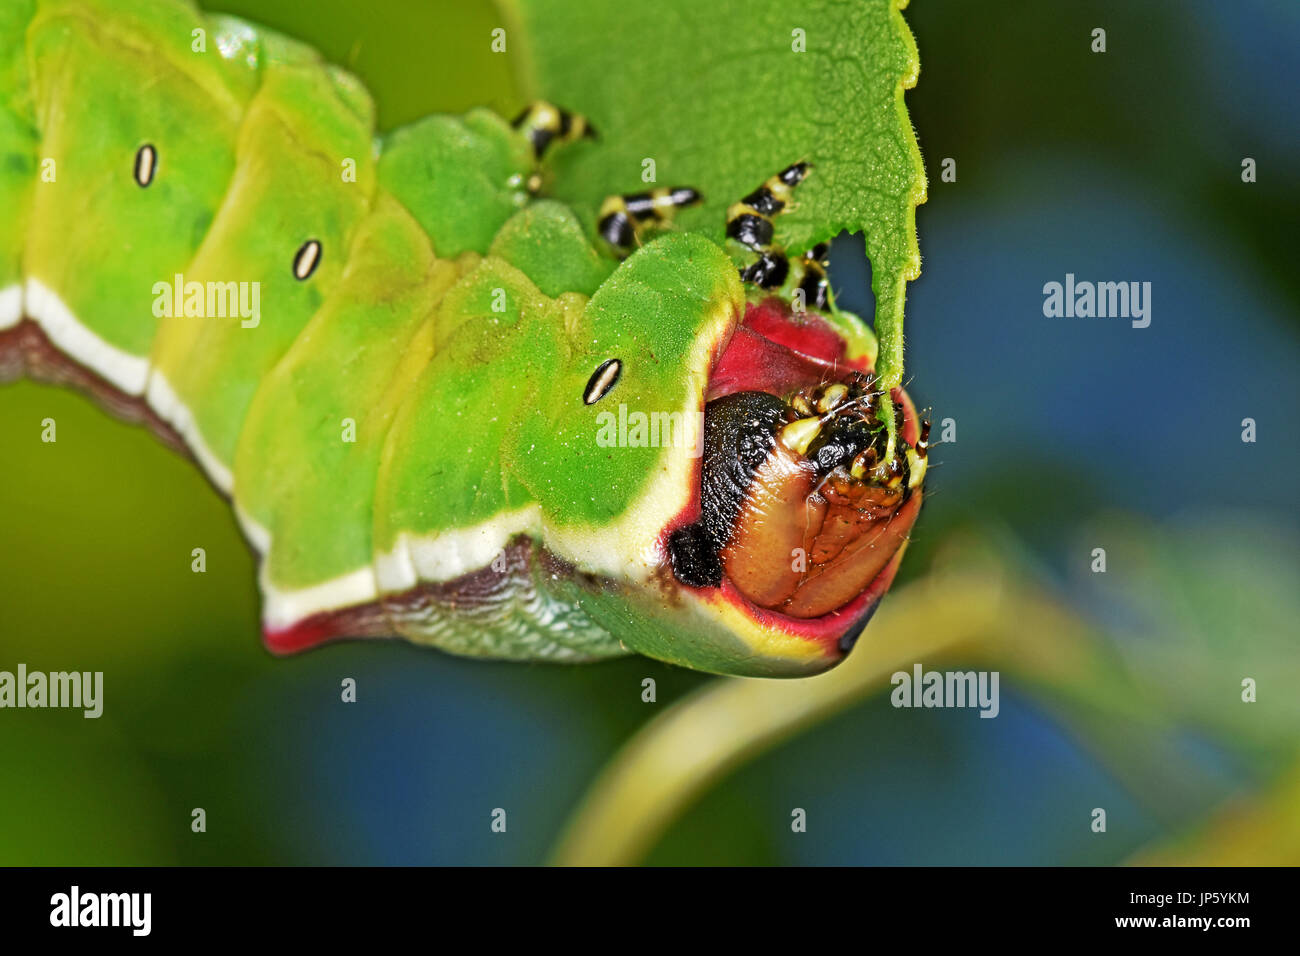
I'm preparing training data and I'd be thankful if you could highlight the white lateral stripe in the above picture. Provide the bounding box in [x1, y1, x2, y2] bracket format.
[11, 282, 716, 637]
[233, 502, 271, 554]
[9, 280, 589, 636]
[404, 506, 541, 582]
[261, 564, 380, 632]
[256, 352, 718, 627]
[16, 278, 234, 494]
[145, 371, 234, 494]
[372, 508, 541, 594]
[236, 499, 382, 629]
[259, 508, 542, 630]
[372, 536, 418, 594]
[24, 277, 150, 395]
[0, 284, 21, 329]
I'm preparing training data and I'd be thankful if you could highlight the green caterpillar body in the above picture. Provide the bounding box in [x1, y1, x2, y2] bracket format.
[0, 0, 924, 677]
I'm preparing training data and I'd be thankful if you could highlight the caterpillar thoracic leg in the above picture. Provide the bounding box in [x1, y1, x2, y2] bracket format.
[795, 242, 831, 312]
[597, 186, 702, 257]
[727, 162, 809, 247]
[510, 100, 596, 161]
[726, 162, 831, 311]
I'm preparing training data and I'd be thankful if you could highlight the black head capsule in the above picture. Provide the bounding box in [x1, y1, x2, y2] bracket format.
[133, 144, 157, 187]
[293, 240, 322, 280]
[583, 358, 622, 405]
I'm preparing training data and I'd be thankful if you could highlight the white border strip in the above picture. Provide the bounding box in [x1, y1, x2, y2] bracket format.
[25, 278, 149, 395]
[15, 277, 236, 496]
[232, 501, 272, 554]
[253, 304, 726, 630]
[0, 284, 21, 330]
[241, 498, 381, 630]
[372, 507, 542, 594]
[11, 279, 722, 640]
[260, 564, 379, 632]
[145, 370, 234, 494]
[258, 507, 543, 632]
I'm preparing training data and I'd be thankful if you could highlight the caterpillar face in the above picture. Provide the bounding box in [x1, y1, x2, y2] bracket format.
[677, 368, 925, 621]
[678, 303, 923, 671]
[507, 238, 925, 677]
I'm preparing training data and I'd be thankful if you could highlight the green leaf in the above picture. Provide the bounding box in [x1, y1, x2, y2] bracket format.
[500, 0, 927, 390]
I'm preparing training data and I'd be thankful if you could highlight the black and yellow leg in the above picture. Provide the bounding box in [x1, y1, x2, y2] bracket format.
[727, 162, 831, 310]
[796, 242, 831, 311]
[597, 186, 702, 256]
[726, 161, 810, 249]
[511, 101, 596, 161]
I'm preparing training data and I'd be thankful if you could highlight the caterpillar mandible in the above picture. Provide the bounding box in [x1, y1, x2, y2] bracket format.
[0, 0, 927, 677]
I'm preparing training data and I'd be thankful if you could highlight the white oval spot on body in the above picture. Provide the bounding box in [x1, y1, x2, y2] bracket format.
[134, 144, 157, 187]
[293, 240, 322, 280]
[583, 358, 622, 405]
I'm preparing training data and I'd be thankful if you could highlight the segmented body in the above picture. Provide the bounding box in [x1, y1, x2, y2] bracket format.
[0, 0, 922, 677]
[2, 0, 709, 660]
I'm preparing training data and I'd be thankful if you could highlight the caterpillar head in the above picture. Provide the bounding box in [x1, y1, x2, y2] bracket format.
[517, 232, 925, 676]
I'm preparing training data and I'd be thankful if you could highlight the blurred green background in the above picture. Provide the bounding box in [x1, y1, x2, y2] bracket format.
[1, 0, 1296, 865]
